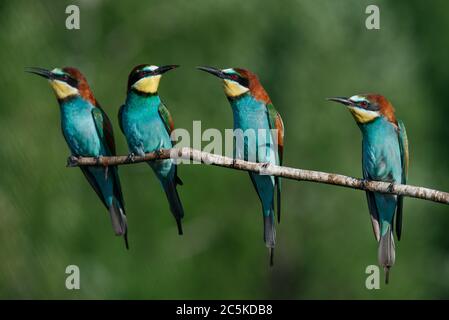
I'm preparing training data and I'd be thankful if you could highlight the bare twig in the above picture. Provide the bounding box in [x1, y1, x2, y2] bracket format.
[66, 147, 449, 205]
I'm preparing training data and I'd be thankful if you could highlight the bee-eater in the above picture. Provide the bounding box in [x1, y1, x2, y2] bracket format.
[197, 66, 284, 265]
[328, 94, 409, 283]
[119, 64, 184, 235]
[26, 67, 128, 248]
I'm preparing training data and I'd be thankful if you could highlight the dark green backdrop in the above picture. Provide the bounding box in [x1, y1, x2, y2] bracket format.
[1, 0, 448, 299]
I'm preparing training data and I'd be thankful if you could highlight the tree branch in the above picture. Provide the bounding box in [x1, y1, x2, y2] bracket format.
[66, 147, 449, 205]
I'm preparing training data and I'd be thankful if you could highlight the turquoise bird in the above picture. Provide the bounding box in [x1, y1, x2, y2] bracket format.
[119, 64, 184, 235]
[197, 66, 284, 265]
[328, 94, 409, 283]
[26, 67, 128, 248]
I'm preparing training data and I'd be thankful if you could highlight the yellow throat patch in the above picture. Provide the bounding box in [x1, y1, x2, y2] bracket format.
[348, 106, 379, 124]
[132, 76, 161, 94]
[223, 79, 249, 97]
[50, 80, 79, 99]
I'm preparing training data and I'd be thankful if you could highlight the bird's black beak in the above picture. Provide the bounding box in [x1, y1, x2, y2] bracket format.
[156, 65, 179, 75]
[196, 66, 225, 79]
[25, 67, 53, 80]
[326, 97, 354, 106]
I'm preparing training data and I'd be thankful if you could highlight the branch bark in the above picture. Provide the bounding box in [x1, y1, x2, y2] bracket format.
[66, 147, 449, 205]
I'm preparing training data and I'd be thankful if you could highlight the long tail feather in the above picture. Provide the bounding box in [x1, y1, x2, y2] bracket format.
[378, 226, 395, 284]
[276, 177, 281, 224]
[264, 214, 276, 266]
[109, 202, 128, 239]
[269, 247, 274, 267]
[123, 231, 129, 250]
[384, 267, 390, 285]
[396, 196, 404, 241]
[176, 218, 183, 236]
[165, 181, 184, 235]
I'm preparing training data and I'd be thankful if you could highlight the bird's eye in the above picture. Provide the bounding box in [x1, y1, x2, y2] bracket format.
[230, 74, 239, 81]
[359, 101, 368, 108]
[60, 74, 69, 82]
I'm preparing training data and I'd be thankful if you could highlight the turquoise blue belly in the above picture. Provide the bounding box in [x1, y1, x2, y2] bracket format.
[60, 97, 102, 157]
[231, 94, 275, 214]
[122, 94, 174, 181]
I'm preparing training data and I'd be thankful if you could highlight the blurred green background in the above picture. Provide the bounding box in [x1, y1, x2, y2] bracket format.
[0, 0, 448, 299]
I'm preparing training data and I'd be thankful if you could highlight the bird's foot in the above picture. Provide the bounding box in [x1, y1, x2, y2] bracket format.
[155, 149, 164, 159]
[261, 162, 271, 168]
[93, 156, 109, 179]
[66, 155, 79, 167]
[360, 178, 369, 190]
[260, 162, 271, 175]
[94, 155, 103, 165]
[126, 152, 136, 163]
[387, 182, 395, 193]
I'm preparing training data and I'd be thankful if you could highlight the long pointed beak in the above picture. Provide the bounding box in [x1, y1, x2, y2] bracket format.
[196, 66, 225, 79]
[157, 65, 179, 75]
[25, 67, 53, 79]
[326, 97, 354, 106]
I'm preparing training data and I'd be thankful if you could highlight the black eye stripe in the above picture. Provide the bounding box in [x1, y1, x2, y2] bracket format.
[225, 73, 249, 88]
[238, 77, 249, 87]
[56, 74, 78, 88]
[357, 100, 379, 111]
[129, 72, 141, 86]
[129, 70, 154, 86]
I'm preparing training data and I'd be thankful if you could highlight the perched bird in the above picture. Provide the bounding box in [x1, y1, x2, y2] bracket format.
[26, 67, 128, 248]
[197, 66, 284, 265]
[328, 94, 409, 283]
[119, 64, 184, 235]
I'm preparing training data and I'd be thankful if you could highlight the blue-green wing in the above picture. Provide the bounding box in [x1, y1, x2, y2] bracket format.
[61, 123, 109, 210]
[398, 120, 409, 184]
[158, 102, 183, 186]
[91, 106, 116, 156]
[91, 106, 126, 208]
[117, 104, 125, 134]
[158, 102, 175, 140]
[396, 120, 409, 240]
[266, 103, 284, 165]
[266, 103, 284, 223]
[365, 188, 380, 241]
